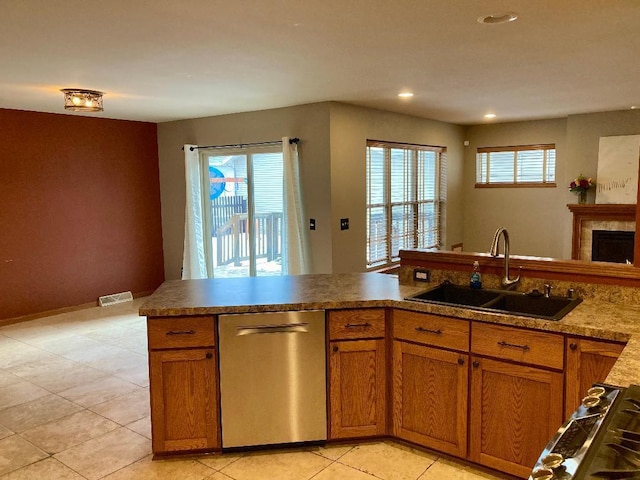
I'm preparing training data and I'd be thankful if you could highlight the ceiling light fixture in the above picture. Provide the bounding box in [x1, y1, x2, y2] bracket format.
[398, 92, 414, 98]
[61, 89, 104, 112]
[477, 12, 518, 25]
[484, 113, 497, 119]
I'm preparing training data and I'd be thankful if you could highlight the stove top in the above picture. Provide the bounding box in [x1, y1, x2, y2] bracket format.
[579, 385, 640, 479]
[529, 384, 640, 480]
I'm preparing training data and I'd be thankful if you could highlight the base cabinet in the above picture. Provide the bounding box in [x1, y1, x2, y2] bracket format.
[329, 338, 386, 439]
[469, 356, 564, 478]
[392, 340, 468, 457]
[149, 348, 219, 453]
[565, 336, 625, 415]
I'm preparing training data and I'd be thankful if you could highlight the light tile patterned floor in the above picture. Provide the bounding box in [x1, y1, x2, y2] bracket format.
[0, 299, 513, 479]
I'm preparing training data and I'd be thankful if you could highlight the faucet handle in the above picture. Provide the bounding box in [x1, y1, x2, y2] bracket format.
[567, 288, 574, 299]
[544, 284, 552, 298]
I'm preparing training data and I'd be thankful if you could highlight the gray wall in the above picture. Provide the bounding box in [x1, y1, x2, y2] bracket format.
[156, 101, 466, 278]
[463, 118, 568, 257]
[157, 103, 331, 280]
[157, 102, 640, 278]
[328, 103, 466, 272]
[463, 110, 640, 259]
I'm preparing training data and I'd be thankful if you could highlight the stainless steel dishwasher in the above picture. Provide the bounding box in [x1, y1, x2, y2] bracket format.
[218, 310, 327, 448]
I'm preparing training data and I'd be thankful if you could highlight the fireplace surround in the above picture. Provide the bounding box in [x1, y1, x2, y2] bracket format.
[568, 204, 636, 261]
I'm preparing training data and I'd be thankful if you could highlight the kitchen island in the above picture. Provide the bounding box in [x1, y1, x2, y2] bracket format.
[140, 272, 640, 478]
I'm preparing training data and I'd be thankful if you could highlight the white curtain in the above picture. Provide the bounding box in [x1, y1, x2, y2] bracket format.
[282, 137, 311, 275]
[182, 145, 208, 279]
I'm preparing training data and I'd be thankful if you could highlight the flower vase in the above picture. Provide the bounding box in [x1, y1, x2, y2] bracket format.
[578, 190, 587, 204]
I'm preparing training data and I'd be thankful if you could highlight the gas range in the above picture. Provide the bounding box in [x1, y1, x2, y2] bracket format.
[529, 384, 640, 480]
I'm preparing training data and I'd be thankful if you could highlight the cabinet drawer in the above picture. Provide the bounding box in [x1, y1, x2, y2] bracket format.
[393, 310, 469, 352]
[147, 316, 215, 350]
[471, 322, 563, 370]
[328, 309, 386, 340]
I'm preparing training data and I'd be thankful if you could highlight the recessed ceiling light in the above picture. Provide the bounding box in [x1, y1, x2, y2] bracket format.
[398, 92, 414, 98]
[477, 12, 518, 25]
[632, 106, 639, 110]
[484, 113, 497, 119]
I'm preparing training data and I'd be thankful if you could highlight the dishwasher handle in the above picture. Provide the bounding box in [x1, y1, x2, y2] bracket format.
[236, 322, 309, 336]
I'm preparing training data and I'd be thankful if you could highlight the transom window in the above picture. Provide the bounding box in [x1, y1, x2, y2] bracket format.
[366, 140, 446, 269]
[476, 144, 556, 187]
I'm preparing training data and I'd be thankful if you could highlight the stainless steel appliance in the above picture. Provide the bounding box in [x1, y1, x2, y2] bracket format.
[218, 310, 327, 448]
[529, 384, 640, 479]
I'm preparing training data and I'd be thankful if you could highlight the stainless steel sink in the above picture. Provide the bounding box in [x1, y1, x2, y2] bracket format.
[405, 282, 582, 321]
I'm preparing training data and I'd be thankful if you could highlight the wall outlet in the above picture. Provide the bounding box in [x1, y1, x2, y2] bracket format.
[413, 269, 431, 282]
[340, 218, 349, 230]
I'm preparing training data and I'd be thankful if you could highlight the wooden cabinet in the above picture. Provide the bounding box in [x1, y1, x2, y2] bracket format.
[391, 309, 469, 457]
[565, 336, 625, 415]
[392, 340, 468, 457]
[328, 309, 386, 439]
[147, 316, 220, 454]
[469, 325, 564, 478]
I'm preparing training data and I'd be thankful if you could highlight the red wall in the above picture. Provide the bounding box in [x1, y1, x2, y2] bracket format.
[0, 108, 164, 321]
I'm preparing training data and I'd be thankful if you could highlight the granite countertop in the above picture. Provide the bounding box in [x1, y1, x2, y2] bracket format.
[139, 272, 640, 387]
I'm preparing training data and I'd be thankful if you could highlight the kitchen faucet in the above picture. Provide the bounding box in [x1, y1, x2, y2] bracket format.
[489, 227, 520, 289]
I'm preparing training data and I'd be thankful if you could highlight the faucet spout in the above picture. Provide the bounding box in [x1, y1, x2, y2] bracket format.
[489, 227, 520, 289]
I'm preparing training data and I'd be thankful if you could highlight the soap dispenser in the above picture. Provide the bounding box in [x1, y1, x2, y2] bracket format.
[470, 261, 482, 289]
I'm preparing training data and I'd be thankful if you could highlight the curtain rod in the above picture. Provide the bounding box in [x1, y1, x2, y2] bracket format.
[185, 137, 299, 151]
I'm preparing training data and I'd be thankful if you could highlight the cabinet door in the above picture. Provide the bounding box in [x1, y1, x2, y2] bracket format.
[392, 341, 468, 458]
[329, 339, 386, 439]
[469, 356, 563, 478]
[565, 337, 625, 415]
[149, 348, 219, 453]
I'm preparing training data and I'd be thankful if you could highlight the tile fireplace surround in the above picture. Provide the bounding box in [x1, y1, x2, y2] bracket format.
[567, 204, 636, 261]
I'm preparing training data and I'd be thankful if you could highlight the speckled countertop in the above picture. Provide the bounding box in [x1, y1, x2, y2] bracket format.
[139, 272, 640, 387]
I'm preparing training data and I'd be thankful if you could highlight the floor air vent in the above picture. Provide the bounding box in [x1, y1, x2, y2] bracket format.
[98, 291, 133, 307]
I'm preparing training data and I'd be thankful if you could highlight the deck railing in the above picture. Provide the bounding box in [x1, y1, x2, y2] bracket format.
[216, 212, 282, 266]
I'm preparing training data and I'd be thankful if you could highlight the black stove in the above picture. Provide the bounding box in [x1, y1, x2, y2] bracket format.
[529, 384, 640, 480]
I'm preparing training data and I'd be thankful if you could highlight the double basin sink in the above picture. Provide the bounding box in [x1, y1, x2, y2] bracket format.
[406, 282, 582, 321]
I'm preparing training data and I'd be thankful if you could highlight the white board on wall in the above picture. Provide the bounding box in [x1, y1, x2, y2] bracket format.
[596, 134, 640, 204]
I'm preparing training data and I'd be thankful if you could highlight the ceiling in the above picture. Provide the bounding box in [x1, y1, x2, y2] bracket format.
[2, 0, 639, 125]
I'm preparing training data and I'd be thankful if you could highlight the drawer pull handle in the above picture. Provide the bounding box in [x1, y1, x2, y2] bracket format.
[166, 330, 196, 336]
[415, 327, 442, 335]
[497, 340, 530, 351]
[206, 352, 213, 359]
[345, 322, 371, 328]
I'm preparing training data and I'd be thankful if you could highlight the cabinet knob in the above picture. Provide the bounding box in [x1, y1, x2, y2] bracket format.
[206, 352, 213, 359]
[472, 360, 480, 368]
[332, 345, 339, 353]
[569, 343, 578, 351]
[457, 358, 465, 366]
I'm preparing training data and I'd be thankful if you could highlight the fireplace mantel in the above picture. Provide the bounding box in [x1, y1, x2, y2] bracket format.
[568, 204, 636, 260]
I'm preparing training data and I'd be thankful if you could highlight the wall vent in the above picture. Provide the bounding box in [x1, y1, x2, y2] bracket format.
[98, 291, 133, 307]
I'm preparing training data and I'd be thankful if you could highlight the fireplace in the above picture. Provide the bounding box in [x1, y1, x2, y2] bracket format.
[592, 230, 635, 263]
[568, 204, 636, 261]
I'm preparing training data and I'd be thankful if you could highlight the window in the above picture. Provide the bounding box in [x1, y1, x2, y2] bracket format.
[476, 144, 556, 187]
[200, 145, 284, 277]
[366, 140, 446, 269]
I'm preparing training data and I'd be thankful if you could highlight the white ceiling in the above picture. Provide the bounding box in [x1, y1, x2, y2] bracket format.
[2, 0, 639, 125]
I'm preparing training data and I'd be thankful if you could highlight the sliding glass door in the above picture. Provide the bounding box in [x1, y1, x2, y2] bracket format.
[202, 146, 284, 277]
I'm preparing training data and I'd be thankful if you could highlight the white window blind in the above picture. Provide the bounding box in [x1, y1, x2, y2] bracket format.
[476, 144, 556, 187]
[366, 140, 446, 269]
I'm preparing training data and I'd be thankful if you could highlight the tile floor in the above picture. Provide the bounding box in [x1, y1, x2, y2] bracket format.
[0, 299, 513, 479]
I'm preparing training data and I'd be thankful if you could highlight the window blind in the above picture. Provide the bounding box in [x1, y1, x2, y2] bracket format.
[476, 144, 556, 187]
[366, 140, 445, 269]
